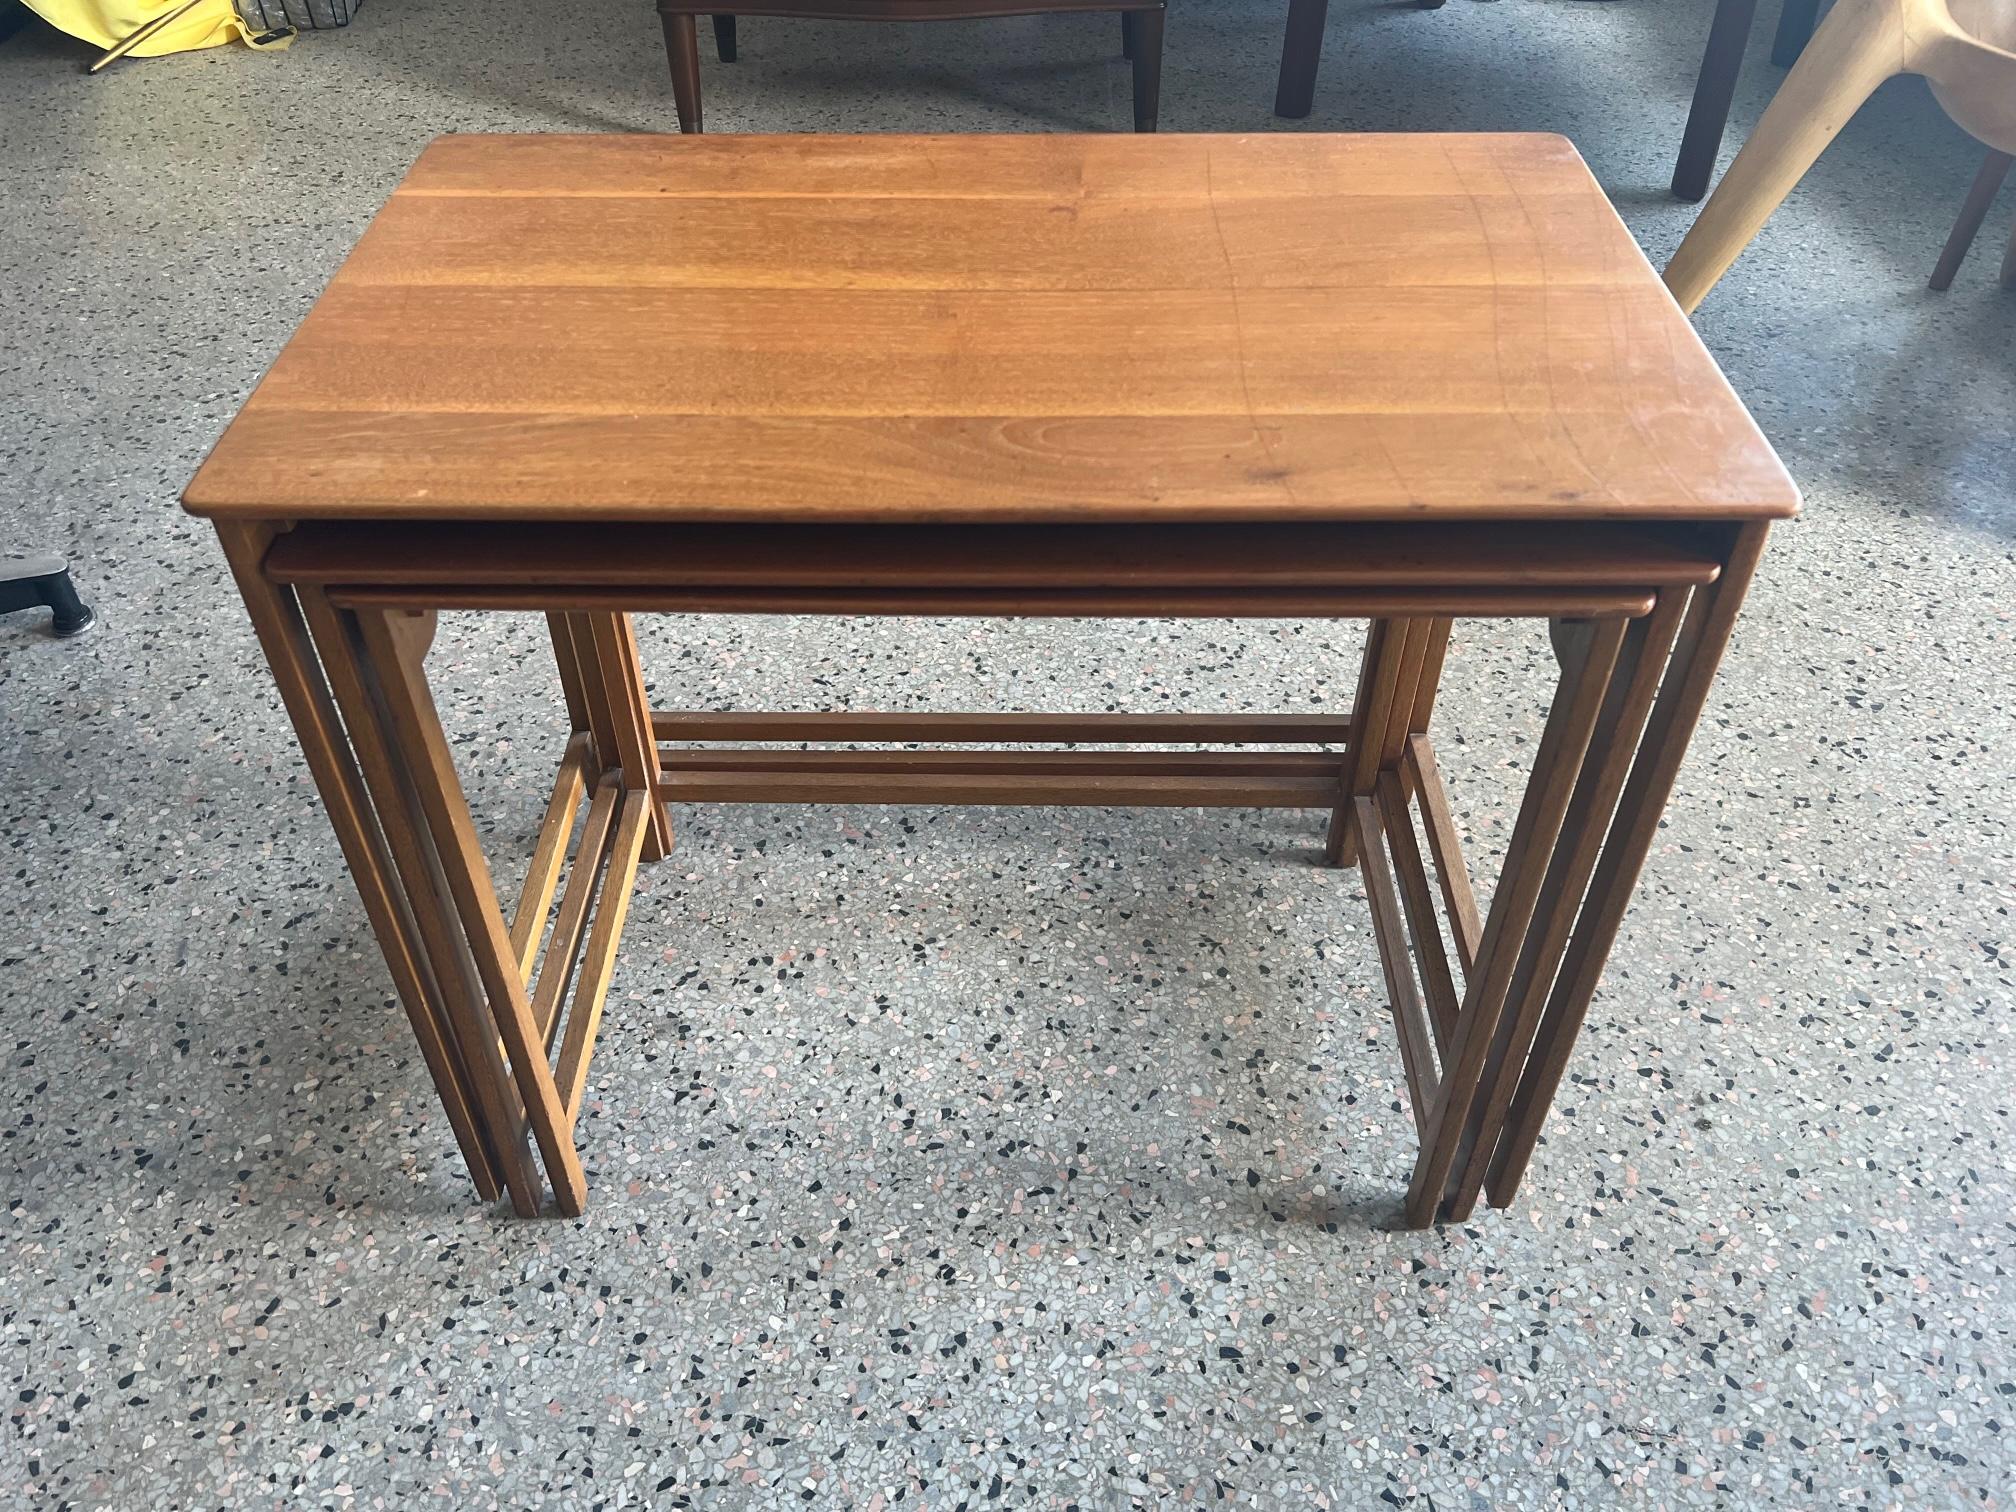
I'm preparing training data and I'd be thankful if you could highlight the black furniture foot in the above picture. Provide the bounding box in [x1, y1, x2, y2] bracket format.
[1, 554, 96, 637]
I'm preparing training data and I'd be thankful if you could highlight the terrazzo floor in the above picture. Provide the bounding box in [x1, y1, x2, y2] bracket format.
[4, 0, 2014, 1505]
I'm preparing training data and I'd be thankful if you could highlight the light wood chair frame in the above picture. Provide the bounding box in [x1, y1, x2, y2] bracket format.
[216, 517, 1766, 1226]
[1665, 0, 2016, 311]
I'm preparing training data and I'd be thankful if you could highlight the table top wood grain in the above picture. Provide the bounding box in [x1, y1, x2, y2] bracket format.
[182, 132, 1798, 525]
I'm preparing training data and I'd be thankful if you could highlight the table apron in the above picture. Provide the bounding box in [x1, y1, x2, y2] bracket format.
[321, 583, 1662, 619]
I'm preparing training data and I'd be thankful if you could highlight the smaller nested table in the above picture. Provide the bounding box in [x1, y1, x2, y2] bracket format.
[184, 133, 1797, 1226]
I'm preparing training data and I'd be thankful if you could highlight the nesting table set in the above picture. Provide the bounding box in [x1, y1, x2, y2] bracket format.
[184, 132, 1796, 1226]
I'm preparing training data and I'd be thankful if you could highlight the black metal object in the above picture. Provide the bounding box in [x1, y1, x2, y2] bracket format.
[1, 554, 96, 638]
[238, 0, 360, 31]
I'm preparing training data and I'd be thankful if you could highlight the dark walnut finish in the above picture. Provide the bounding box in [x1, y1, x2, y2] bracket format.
[654, 0, 1165, 134]
[187, 133, 1795, 1227]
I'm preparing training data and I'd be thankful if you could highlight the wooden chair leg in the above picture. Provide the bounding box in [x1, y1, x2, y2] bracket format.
[1273, 0, 1328, 119]
[1769, 0, 1821, 66]
[1664, 0, 1902, 312]
[1129, 6, 1162, 132]
[1930, 149, 2014, 290]
[660, 9, 703, 133]
[1121, 8, 1136, 59]
[1673, 0, 1761, 202]
[712, 14, 736, 61]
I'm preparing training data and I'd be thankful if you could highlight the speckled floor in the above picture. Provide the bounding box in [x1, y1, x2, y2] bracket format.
[4, 0, 2014, 1505]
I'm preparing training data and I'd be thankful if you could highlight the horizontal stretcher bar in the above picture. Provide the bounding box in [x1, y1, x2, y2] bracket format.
[658, 747, 1343, 776]
[651, 709, 1354, 744]
[320, 584, 1660, 618]
[658, 764, 1341, 808]
[264, 520, 1723, 592]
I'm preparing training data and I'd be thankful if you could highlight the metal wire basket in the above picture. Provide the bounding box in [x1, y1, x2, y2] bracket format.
[236, 0, 359, 30]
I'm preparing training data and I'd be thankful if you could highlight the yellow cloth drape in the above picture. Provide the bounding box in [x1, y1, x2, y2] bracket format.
[22, 0, 282, 56]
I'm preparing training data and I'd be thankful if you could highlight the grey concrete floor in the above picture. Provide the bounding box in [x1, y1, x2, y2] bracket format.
[3, 0, 2014, 1505]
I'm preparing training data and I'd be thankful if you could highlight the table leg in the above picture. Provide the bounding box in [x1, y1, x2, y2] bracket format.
[300, 588, 548, 1216]
[1405, 617, 1453, 745]
[1402, 615, 1630, 1228]
[213, 522, 509, 1207]
[353, 605, 592, 1216]
[1440, 593, 1689, 1221]
[554, 612, 673, 863]
[1482, 526, 1769, 1210]
[1330, 618, 1438, 867]
[546, 611, 598, 749]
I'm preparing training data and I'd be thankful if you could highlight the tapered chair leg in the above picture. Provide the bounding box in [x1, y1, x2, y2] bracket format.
[1770, 0, 1821, 65]
[1930, 149, 2014, 290]
[660, 10, 704, 132]
[1273, 0, 1328, 118]
[1129, 6, 1163, 132]
[1121, 8, 1136, 59]
[1665, 0, 1904, 312]
[1673, 0, 1761, 202]
[712, 14, 736, 60]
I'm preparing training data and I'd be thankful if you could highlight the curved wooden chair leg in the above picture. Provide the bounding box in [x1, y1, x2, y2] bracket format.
[1930, 149, 2013, 289]
[1130, 6, 1163, 132]
[660, 10, 704, 133]
[712, 14, 737, 61]
[1665, 0, 1904, 312]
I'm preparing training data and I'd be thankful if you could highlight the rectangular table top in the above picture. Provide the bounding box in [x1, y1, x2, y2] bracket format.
[182, 132, 1798, 527]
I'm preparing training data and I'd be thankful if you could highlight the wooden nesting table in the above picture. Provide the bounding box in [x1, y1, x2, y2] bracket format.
[183, 132, 1797, 1226]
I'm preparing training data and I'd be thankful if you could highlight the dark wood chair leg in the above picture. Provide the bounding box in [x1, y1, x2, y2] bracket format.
[1121, 8, 1136, 60]
[1769, 0, 1820, 65]
[1931, 149, 2014, 290]
[659, 10, 704, 132]
[712, 14, 737, 61]
[1673, 0, 1761, 201]
[1129, 6, 1162, 132]
[1273, 0, 1328, 119]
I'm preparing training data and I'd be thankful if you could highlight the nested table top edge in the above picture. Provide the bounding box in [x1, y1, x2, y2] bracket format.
[181, 129, 1800, 527]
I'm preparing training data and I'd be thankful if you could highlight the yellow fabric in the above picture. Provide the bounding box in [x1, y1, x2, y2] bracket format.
[21, 0, 285, 56]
